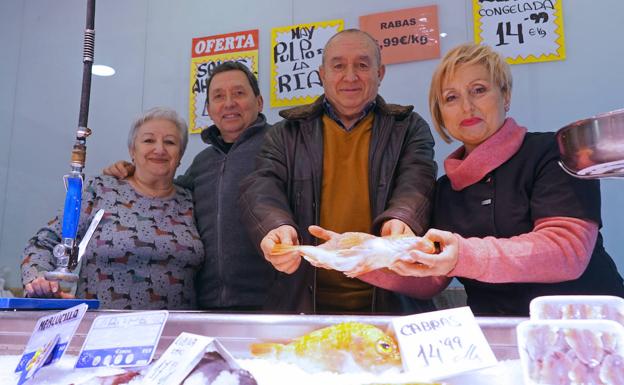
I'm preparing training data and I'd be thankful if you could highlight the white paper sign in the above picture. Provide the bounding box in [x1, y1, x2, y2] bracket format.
[15, 303, 88, 374]
[473, 0, 566, 64]
[143, 332, 215, 385]
[75, 310, 168, 368]
[392, 306, 497, 379]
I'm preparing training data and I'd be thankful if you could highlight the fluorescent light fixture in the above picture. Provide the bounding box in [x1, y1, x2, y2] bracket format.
[92, 64, 115, 76]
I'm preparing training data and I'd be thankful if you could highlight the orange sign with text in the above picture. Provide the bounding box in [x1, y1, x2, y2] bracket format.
[359, 5, 440, 65]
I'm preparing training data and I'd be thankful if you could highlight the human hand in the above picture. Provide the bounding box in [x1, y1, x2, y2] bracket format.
[390, 228, 459, 277]
[380, 219, 415, 236]
[102, 160, 134, 179]
[260, 225, 301, 274]
[24, 277, 76, 299]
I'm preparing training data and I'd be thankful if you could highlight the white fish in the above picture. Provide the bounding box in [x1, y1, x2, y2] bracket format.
[272, 232, 435, 277]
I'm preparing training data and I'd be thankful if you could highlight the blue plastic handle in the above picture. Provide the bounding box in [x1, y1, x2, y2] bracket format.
[61, 176, 83, 240]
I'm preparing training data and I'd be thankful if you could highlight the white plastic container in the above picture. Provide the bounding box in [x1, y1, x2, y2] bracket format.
[517, 319, 624, 385]
[529, 295, 624, 324]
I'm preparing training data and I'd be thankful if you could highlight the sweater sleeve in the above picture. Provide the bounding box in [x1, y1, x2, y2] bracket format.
[451, 216, 597, 283]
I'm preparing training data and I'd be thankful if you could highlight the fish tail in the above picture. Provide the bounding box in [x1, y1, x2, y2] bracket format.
[250, 343, 282, 357]
[271, 244, 299, 255]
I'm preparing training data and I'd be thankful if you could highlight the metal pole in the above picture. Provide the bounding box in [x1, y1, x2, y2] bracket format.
[46, 0, 96, 282]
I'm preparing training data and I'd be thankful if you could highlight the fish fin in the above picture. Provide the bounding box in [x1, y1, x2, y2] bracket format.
[249, 342, 281, 357]
[336, 233, 371, 249]
[271, 244, 299, 255]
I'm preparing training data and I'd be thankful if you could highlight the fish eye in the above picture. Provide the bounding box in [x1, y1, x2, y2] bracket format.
[376, 340, 393, 355]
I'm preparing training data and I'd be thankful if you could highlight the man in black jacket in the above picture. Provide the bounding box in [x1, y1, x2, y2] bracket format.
[105, 62, 275, 311]
[239, 29, 439, 314]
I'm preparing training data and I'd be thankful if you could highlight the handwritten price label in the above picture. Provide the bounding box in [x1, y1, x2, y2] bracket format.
[473, 0, 566, 64]
[393, 307, 497, 379]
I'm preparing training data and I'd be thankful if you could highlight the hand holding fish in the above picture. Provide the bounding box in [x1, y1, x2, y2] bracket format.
[272, 225, 436, 277]
[392, 228, 459, 277]
[261, 225, 301, 274]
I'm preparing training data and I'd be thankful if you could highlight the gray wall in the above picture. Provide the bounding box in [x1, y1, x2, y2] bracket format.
[0, 0, 623, 289]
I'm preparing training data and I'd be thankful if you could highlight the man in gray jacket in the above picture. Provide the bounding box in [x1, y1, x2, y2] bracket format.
[239, 29, 438, 314]
[106, 62, 274, 311]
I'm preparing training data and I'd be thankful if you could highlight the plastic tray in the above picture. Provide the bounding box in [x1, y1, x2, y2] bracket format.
[529, 295, 624, 324]
[517, 319, 624, 385]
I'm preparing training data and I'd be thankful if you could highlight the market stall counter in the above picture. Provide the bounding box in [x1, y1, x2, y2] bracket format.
[0, 310, 523, 358]
[0, 310, 526, 384]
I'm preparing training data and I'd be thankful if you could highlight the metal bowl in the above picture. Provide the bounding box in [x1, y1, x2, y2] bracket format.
[556, 108, 624, 179]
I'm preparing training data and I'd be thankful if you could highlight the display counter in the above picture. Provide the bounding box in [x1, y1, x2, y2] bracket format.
[0, 310, 524, 359]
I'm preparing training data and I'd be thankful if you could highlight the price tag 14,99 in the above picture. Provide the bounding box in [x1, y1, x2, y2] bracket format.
[392, 306, 497, 379]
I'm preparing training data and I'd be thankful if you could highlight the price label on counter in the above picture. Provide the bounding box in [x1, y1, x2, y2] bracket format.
[393, 306, 497, 379]
[473, 0, 565, 64]
[75, 310, 168, 368]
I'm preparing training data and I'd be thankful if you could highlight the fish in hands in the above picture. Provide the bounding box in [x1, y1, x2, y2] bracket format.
[270, 225, 436, 277]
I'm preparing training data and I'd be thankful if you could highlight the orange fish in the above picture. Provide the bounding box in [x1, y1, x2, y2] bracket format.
[272, 232, 435, 277]
[250, 322, 401, 373]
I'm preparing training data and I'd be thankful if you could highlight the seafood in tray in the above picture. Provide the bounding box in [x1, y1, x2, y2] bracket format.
[272, 231, 435, 277]
[517, 320, 624, 385]
[530, 295, 624, 324]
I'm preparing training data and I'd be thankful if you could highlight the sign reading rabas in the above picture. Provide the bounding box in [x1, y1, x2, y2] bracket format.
[359, 5, 441, 65]
[270, 19, 343, 108]
[189, 30, 259, 134]
[392, 306, 497, 379]
[14, 303, 88, 384]
[473, 0, 566, 64]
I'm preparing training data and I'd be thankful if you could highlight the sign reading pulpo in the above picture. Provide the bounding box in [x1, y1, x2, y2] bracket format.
[473, 0, 566, 64]
[189, 30, 259, 134]
[360, 6, 440, 65]
[270, 19, 343, 108]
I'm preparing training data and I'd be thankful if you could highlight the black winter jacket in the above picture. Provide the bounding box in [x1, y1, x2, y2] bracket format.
[239, 96, 437, 313]
[176, 114, 275, 309]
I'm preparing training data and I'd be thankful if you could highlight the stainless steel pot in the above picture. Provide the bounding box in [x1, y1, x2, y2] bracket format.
[556, 108, 624, 179]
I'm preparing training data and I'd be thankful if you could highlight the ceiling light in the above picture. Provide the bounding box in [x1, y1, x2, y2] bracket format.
[92, 64, 115, 77]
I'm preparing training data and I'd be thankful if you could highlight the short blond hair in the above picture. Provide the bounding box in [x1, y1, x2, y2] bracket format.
[429, 43, 512, 143]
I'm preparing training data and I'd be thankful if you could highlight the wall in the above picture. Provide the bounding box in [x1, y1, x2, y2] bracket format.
[0, 0, 623, 289]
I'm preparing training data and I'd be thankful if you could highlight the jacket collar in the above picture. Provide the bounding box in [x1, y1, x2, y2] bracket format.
[444, 117, 527, 191]
[278, 94, 413, 121]
[201, 113, 267, 151]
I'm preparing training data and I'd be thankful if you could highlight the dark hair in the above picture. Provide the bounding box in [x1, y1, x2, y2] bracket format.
[205, 61, 260, 103]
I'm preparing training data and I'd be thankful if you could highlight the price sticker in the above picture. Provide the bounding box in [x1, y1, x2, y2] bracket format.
[75, 310, 168, 368]
[392, 306, 497, 379]
[473, 0, 566, 64]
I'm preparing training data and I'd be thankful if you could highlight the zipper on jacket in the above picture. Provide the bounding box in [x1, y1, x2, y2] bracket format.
[217, 158, 226, 304]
